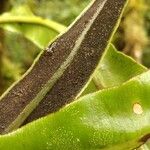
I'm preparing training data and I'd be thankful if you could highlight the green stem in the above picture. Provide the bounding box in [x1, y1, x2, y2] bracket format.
[0, 16, 66, 33]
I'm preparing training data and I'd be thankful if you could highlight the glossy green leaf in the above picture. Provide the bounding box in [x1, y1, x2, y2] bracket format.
[92, 45, 149, 150]
[83, 44, 150, 149]
[0, 70, 150, 150]
[0, 5, 66, 49]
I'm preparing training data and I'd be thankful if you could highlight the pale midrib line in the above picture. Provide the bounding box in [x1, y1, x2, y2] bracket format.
[4, 0, 107, 133]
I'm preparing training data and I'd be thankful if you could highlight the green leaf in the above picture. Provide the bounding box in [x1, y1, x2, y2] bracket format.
[83, 44, 147, 95]
[85, 45, 149, 150]
[0, 5, 66, 49]
[91, 44, 149, 150]
[94, 44, 147, 88]
[84, 44, 150, 150]
[0, 70, 150, 150]
[92, 45, 150, 150]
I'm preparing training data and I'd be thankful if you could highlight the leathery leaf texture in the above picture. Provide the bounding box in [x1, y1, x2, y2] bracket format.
[0, 70, 150, 150]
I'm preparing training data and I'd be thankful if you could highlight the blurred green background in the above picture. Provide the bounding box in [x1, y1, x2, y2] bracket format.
[0, 0, 150, 95]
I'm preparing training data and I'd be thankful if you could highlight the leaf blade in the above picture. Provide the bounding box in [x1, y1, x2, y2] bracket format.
[1, 70, 150, 150]
[94, 44, 147, 88]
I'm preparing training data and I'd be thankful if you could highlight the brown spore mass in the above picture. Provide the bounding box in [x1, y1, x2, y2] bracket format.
[0, 0, 109, 133]
[24, 0, 126, 124]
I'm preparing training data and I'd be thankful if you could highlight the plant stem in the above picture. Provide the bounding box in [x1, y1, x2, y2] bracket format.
[0, 16, 66, 33]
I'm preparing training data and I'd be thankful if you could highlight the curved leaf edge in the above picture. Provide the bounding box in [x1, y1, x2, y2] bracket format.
[0, 70, 150, 150]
